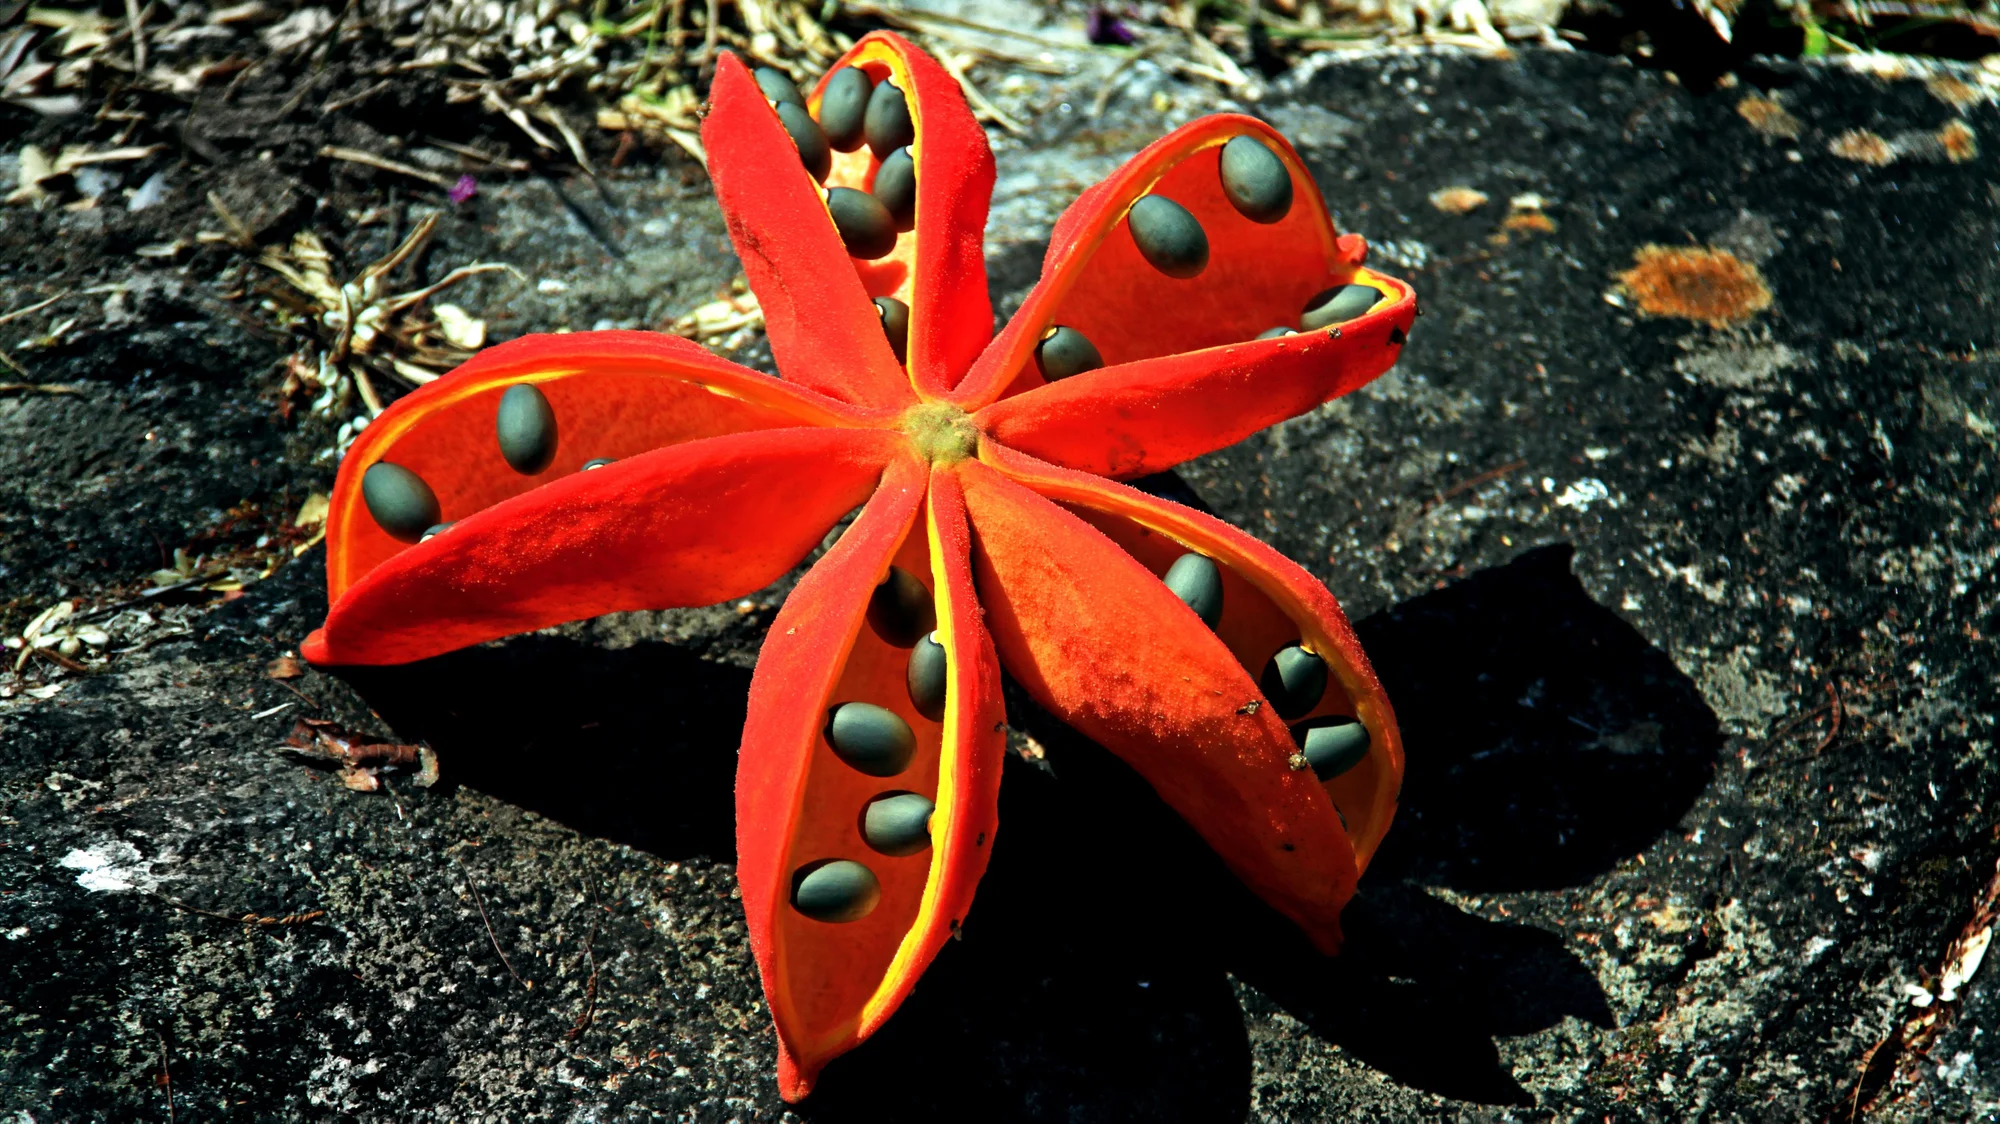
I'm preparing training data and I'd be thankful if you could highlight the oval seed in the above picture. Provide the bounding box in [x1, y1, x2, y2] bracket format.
[1261, 645, 1329, 720]
[1127, 195, 1209, 279]
[817, 66, 872, 151]
[756, 66, 805, 107]
[420, 522, 454, 543]
[1163, 552, 1223, 630]
[869, 566, 935, 647]
[495, 383, 558, 474]
[1219, 135, 1294, 223]
[827, 702, 917, 777]
[1300, 284, 1384, 330]
[581, 458, 615, 471]
[791, 859, 882, 922]
[873, 146, 916, 231]
[1297, 718, 1369, 780]
[861, 792, 935, 857]
[874, 296, 909, 365]
[776, 101, 831, 182]
[907, 632, 947, 721]
[362, 462, 440, 543]
[1256, 326, 1297, 340]
[826, 187, 897, 259]
[1035, 325, 1103, 381]
[864, 80, 914, 160]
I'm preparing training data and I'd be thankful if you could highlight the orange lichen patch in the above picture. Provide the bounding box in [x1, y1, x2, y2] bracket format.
[1502, 210, 1557, 235]
[1829, 129, 1897, 166]
[1736, 95, 1802, 139]
[1938, 120, 1979, 163]
[1616, 245, 1772, 328]
[1428, 186, 1489, 214]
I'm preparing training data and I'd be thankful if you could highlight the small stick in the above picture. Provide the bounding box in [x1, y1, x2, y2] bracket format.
[0, 290, 72, 326]
[156, 1024, 174, 1124]
[320, 145, 457, 190]
[1814, 680, 1843, 755]
[455, 856, 530, 990]
[126, 0, 147, 75]
[0, 381, 83, 396]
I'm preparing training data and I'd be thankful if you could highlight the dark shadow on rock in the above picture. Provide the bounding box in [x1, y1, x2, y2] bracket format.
[1359, 544, 1724, 892]
[337, 636, 748, 860]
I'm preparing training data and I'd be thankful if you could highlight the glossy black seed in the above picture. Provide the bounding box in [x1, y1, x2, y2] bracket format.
[1035, 325, 1103, 381]
[1127, 195, 1209, 279]
[1300, 284, 1383, 330]
[873, 146, 916, 231]
[826, 187, 897, 259]
[827, 702, 917, 777]
[908, 632, 947, 721]
[581, 458, 615, 471]
[791, 859, 882, 922]
[776, 102, 831, 181]
[818, 66, 871, 151]
[1297, 718, 1369, 780]
[420, 522, 454, 543]
[874, 296, 909, 365]
[862, 792, 935, 856]
[495, 383, 558, 474]
[362, 462, 440, 544]
[1256, 326, 1297, 340]
[1261, 645, 1329, 720]
[1163, 552, 1223, 630]
[864, 80, 914, 160]
[1219, 136, 1293, 223]
[869, 566, 935, 647]
[756, 66, 804, 107]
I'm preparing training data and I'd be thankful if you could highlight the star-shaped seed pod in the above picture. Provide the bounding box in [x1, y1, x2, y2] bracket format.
[301, 32, 1416, 1102]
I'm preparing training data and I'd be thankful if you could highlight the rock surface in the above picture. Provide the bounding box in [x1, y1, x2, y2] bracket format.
[4, 46, 1999, 1122]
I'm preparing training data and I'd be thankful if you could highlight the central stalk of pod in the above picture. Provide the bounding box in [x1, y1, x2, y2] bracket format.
[898, 402, 980, 465]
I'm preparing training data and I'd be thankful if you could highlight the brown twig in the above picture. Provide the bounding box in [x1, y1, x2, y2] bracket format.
[0, 381, 83, 395]
[1420, 458, 1528, 517]
[455, 856, 530, 990]
[148, 890, 326, 927]
[1814, 680, 1843, 754]
[155, 1024, 174, 1124]
[567, 923, 600, 1042]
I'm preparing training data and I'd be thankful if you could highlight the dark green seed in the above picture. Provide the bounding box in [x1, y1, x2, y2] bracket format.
[495, 383, 558, 474]
[581, 458, 615, 471]
[827, 702, 917, 777]
[756, 66, 804, 107]
[420, 522, 454, 543]
[1256, 326, 1297, 340]
[1300, 284, 1383, 330]
[776, 102, 831, 181]
[1035, 325, 1103, 381]
[1163, 552, 1223, 630]
[791, 859, 881, 922]
[1219, 135, 1294, 223]
[873, 296, 909, 365]
[362, 462, 440, 544]
[873, 146, 915, 231]
[1297, 718, 1369, 780]
[1261, 645, 1329, 721]
[861, 792, 935, 856]
[864, 80, 914, 160]
[826, 187, 897, 259]
[907, 632, 947, 721]
[1127, 195, 1209, 279]
[869, 566, 935, 647]
[817, 66, 871, 151]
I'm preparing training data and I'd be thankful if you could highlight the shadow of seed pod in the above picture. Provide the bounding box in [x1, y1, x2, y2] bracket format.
[1261, 645, 1328, 720]
[865, 81, 914, 160]
[907, 633, 947, 720]
[873, 146, 916, 231]
[827, 702, 917, 777]
[791, 859, 882, 922]
[1035, 325, 1103, 380]
[1219, 135, 1293, 223]
[861, 792, 935, 856]
[1163, 552, 1223, 629]
[1301, 284, 1383, 330]
[818, 66, 872, 151]
[1296, 717, 1370, 780]
[827, 187, 898, 259]
[1127, 195, 1209, 278]
[777, 102, 831, 182]
[362, 462, 440, 543]
[869, 566, 935, 646]
[873, 296, 909, 364]
[756, 66, 804, 107]
[496, 383, 558, 474]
